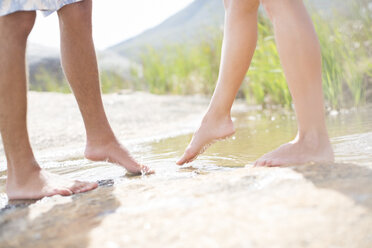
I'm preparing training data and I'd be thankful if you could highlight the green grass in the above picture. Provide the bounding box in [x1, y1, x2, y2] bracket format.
[132, 1, 372, 109]
[30, 68, 130, 95]
[243, 15, 291, 108]
[135, 27, 222, 95]
[313, 0, 372, 108]
[100, 70, 133, 94]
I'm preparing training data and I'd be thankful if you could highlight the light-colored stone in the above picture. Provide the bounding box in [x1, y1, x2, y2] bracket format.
[0, 92, 371, 248]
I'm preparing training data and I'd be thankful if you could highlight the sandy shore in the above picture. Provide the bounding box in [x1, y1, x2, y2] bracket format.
[0, 92, 371, 248]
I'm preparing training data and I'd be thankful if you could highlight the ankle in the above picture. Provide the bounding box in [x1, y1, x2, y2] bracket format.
[295, 129, 330, 148]
[204, 108, 231, 122]
[6, 153, 38, 171]
[86, 131, 118, 148]
[7, 159, 41, 185]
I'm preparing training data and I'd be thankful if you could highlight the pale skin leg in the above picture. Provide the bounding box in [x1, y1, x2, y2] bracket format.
[177, 0, 334, 166]
[57, 0, 153, 174]
[254, 0, 333, 166]
[0, 11, 98, 200]
[177, 0, 260, 165]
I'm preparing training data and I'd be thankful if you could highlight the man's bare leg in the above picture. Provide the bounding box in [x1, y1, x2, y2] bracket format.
[177, 0, 260, 165]
[57, 1, 153, 174]
[0, 11, 97, 200]
[254, 0, 334, 166]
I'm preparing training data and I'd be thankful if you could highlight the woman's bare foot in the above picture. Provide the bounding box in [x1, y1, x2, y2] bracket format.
[6, 163, 98, 200]
[177, 114, 235, 165]
[85, 139, 154, 175]
[254, 130, 334, 167]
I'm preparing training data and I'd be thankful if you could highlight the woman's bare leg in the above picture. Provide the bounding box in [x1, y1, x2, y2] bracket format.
[255, 0, 334, 166]
[177, 0, 260, 165]
[57, 1, 153, 174]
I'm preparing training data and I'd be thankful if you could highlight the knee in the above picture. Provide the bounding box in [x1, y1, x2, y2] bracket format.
[58, 0, 92, 31]
[224, 0, 260, 15]
[0, 11, 36, 40]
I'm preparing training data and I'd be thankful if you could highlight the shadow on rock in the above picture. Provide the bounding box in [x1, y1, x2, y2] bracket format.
[293, 163, 372, 211]
[0, 179, 120, 248]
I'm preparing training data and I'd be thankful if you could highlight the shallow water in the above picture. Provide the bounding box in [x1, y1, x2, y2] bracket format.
[148, 106, 372, 168]
[0, 106, 371, 207]
[1, 103, 372, 248]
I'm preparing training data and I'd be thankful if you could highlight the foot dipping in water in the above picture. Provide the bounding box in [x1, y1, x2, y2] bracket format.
[177, 0, 334, 166]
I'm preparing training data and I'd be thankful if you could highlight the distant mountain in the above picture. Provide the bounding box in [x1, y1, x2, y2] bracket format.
[109, 0, 225, 60]
[27, 43, 60, 64]
[108, 0, 347, 61]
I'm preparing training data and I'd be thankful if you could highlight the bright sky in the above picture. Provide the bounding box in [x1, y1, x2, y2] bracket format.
[28, 0, 194, 50]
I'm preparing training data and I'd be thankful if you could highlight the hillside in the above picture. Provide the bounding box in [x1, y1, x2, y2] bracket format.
[109, 0, 225, 60]
[108, 0, 344, 61]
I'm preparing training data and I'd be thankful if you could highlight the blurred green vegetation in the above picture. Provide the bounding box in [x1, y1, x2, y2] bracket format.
[30, 67, 71, 93]
[314, 0, 372, 109]
[30, 69, 131, 94]
[131, 0, 372, 109]
[100, 70, 134, 94]
[136, 27, 222, 95]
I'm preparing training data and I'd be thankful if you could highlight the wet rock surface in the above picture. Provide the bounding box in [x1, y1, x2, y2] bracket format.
[1, 164, 371, 248]
[0, 92, 371, 247]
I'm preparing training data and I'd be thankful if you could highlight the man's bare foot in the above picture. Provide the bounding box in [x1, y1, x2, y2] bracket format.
[177, 114, 235, 165]
[85, 139, 154, 175]
[6, 164, 98, 200]
[254, 130, 334, 167]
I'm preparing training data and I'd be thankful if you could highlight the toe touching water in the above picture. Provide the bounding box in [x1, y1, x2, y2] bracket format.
[177, 114, 235, 165]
